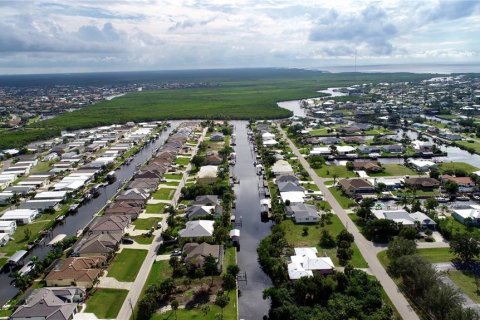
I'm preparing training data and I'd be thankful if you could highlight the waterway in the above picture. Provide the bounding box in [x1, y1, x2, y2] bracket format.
[232, 121, 272, 320]
[0, 121, 180, 305]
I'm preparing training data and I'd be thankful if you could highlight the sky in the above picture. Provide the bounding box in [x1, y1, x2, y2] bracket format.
[0, 0, 480, 74]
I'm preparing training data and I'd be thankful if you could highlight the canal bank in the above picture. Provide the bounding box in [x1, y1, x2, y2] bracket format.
[232, 121, 272, 320]
[0, 121, 180, 306]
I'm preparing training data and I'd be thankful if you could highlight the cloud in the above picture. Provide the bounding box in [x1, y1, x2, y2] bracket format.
[309, 6, 398, 55]
[426, 0, 480, 20]
[168, 16, 217, 32]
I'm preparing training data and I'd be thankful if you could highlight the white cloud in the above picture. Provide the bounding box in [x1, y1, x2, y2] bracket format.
[0, 0, 479, 74]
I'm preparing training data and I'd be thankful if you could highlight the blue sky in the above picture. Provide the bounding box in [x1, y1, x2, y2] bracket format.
[0, 0, 479, 74]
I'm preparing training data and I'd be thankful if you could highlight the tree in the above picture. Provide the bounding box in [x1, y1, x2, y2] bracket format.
[169, 256, 181, 277]
[425, 197, 439, 214]
[411, 199, 422, 213]
[444, 180, 459, 195]
[364, 219, 399, 243]
[159, 278, 175, 296]
[222, 273, 237, 291]
[302, 226, 309, 237]
[319, 230, 336, 248]
[137, 295, 157, 320]
[171, 299, 179, 320]
[204, 255, 219, 276]
[191, 155, 206, 168]
[227, 264, 240, 277]
[390, 254, 438, 298]
[336, 247, 353, 266]
[423, 282, 464, 320]
[215, 292, 230, 319]
[387, 237, 417, 261]
[336, 230, 354, 245]
[23, 228, 32, 241]
[345, 161, 354, 171]
[398, 227, 418, 240]
[450, 233, 480, 265]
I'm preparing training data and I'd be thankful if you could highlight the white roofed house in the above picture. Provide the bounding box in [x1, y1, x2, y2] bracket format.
[372, 209, 436, 229]
[197, 165, 219, 184]
[411, 140, 434, 153]
[271, 160, 294, 176]
[288, 247, 335, 280]
[179, 220, 215, 238]
[453, 208, 480, 226]
[0, 209, 39, 225]
[407, 159, 438, 172]
[0, 220, 17, 235]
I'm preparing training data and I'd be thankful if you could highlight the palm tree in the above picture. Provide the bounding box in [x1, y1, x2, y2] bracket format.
[171, 300, 179, 320]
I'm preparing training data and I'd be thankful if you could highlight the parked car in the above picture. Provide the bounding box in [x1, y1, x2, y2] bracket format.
[171, 250, 182, 256]
[122, 238, 134, 244]
[19, 261, 35, 276]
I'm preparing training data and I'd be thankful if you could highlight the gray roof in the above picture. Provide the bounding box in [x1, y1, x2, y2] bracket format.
[287, 203, 319, 220]
[277, 181, 304, 193]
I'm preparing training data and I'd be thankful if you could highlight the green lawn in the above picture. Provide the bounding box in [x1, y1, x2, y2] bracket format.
[448, 271, 480, 303]
[0, 219, 52, 256]
[164, 173, 183, 180]
[164, 181, 180, 187]
[134, 217, 161, 230]
[175, 157, 191, 166]
[132, 234, 155, 244]
[108, 249, 148, 282]
[281, 217, 368, 268]
[438, 161, 479, 174]
[153, 188, 175, 200]
[85, 288, 128, 319]
[315, 165, 358, 178]
[145, 203, 167, 214]
[30, 160, 53, 173]
[309, 128, 331, 136]
[301, 182, 319, 191]
[151, 290, 237, 320]
[378, 164, 418, 176]
[456, 140, 480, 154]
[417, 247, 454, 263]
[363, 128, 395, 135]
[329, 187, 358, 208]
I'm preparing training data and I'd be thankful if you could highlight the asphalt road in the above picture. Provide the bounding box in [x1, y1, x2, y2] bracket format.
[279, 125, 420, 320]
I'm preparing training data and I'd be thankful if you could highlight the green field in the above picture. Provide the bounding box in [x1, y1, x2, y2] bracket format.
[0, 70, 437, 149]
[132, 234, 155, 244]
[329, 187, 358, 208]
[108, 249, 148, 282]
[281, 217, 368, 268]
[456, 140, 480, 154]
[448, 271, 480, 303]
[133, 217, 161, 230]
[153, 188, 175, 200]
[309, 128, 331, 136]
[175, 157, 191, 166]
[417, 247, 454, 263]
[85, 288, 128, 319]
[145, 203, 167, 213]
[438, 161, 479, 174]
[315, 165, 357, 178]
[372, 164, 418, 177]
[164, 173, 183, 180]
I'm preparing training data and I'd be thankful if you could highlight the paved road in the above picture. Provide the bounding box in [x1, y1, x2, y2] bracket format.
[279, 125, 420, 320]
[234, 121, 272, 320]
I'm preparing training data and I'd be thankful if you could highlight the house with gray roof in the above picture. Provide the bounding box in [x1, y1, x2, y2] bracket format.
[286, 203, 321, 223]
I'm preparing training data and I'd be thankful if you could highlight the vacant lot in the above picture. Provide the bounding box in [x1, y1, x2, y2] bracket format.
[438, 161, 479, 174]
[153, 188, 175, 200]
[85, 288, 128, 319]
[315, 165, 357, 178]
[448, 271, 480, 303]
[145, 203, 167, 213]
[133, 217, 161, 230]
[329, 187, 358, 209]
[108, 249, 148, 282]
[281, 217, 368, 268]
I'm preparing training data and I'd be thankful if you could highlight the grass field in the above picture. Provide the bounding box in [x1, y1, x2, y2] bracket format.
[132, 234, 155, 244]
[448, 271, 480, 303]
[417, 247, 454, 263]
[145, 203, 167, 213]
[438, 161, 479, 174]
[85, 288, 128, 319]
[281, 218, 368, 268]
[372, 164, 418, 177]
[456, 141, 480, 154]
[315, 165, 358, 178]
[0, 70, 436, 149]
[175, 157, 191, 166]
[309, 128, 331, 136]
[329, 187, 358, 208]
[164, 173, 183, 180]
[153, 188, 175, 200]
[108, 249, 148, 282]
[133, 217, 161, 230]
[164, 181, 180, 187]
[0, 218, 53, 256]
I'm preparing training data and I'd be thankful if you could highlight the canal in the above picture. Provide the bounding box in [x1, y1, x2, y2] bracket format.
[232, 121, 272, 320]
[0, 121, 180, 305]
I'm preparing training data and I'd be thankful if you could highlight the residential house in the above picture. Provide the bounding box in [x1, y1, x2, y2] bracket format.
[408, 159, 438, 172]
[276, 174, 300, 185]
[271, 160, 294, 176]
[116, 188, 149, 202]
[45, 256, 105, 288]
[210, 132, 225, 141]
[193, 195, 220, 206]
[186, 205, 222, 219]
[0, 233, 9, 246]
[0, 220, 17, 235]
[72, 232, 123, 258]
[403, 177, 440, 190]
[197, 166, 219, 184]
[382, 145, 405, 154]
[411, 140, 434, 153]
[288, 247, 335, 280]
[338, 179, 375, 197]
[0, 209, 39, 225]
[10, 287, 86, 320]
[352, 160, 383, 173]
[440, 175, 475, 193]
[205, 152, 223, 165]
[286, 203, 320, 223]
[88, 215, 131, 235]
[104, 201, 143, 220]
[178, 220, 215, 238]
[453, 208, 480, 225]
[183, 242, 223, 270]
[372, 209, 436, 229]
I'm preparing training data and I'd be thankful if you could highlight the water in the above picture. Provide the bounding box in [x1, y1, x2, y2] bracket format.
[0, 121, 180, 305]
[232, 121, 272, 319]
[317, 87, 348, 97]
[315, 63, 480, 74]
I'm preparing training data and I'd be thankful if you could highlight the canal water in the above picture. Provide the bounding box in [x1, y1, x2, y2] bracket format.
[0, 121, 180, 305]
[232, 121, 272, 320]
